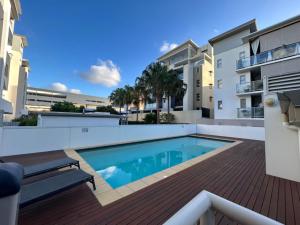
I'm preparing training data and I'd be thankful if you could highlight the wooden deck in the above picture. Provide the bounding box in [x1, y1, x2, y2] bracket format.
[3, 136, 300, 225]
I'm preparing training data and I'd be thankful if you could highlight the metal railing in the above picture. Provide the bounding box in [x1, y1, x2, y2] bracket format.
[237, 41, 300, 70]
[163, 190, 283, 225]
[237, 107, 264, 118]
[236, 80, 263, 94]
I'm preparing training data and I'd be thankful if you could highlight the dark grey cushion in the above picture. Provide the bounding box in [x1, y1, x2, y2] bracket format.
[0, 163, 24, 198]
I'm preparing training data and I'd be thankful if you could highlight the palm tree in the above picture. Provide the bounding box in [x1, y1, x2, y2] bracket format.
[164, 70, 187, 115]
[109, 88, 126, 113]
[123, 85, 134, 113]
[142, 62, 169, 124]
[132, 79, 147, 121]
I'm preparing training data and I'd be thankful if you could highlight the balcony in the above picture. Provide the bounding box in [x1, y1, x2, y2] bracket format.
[236, 42, 300, 70]
[236, 80, 263, 94]
[237, 107, 264, 119]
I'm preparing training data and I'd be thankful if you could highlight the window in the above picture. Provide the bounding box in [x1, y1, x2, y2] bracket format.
[196, 93, 200, 101]
[196, 80, 200, 87]
[217, 59, 222, 68]
[240, 99, 246, 108]
[217, 79, 223, 89]
[218, 100, 223, 110]
[240, 75, 246, 84]
[239, 51, 245, 59]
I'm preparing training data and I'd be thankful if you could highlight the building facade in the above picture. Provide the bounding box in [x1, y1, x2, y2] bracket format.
[157, 40, 214, 117]
[209, 20, 264, 120]
[26, 87, 109, 112]
[2, 34, 29, 120]
[240, 15, 300, 182]
[0, 0, 22, 115]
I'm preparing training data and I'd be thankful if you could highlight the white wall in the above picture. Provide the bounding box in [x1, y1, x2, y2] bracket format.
[196, 124, 265, 141]
[214, 43, 251, 119]
[38, 115, 120, 127]
[0, 124, 197, 156]
[264, 93, 300, 182]
[127, 111, 202, 124]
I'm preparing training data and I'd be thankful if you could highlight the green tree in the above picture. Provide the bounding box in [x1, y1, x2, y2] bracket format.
[164, 69, 187, 115]
[109, 88, 126, 113]
[141, 62, 169, 124]
[96, 105, 119, 114]
[123, 85, 134, 112]
[51, 101, 80, 112]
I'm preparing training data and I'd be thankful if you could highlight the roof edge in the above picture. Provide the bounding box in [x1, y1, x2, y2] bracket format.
[208, 19, 257, 45]
[242, 14, 300, 43]
[157, 39, 199, 61]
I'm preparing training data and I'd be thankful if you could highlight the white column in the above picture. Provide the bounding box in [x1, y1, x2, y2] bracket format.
[183, 64, 193, 111]
[0, 0, 12, 96]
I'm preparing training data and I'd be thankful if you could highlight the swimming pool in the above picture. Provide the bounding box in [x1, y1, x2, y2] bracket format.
[78, 136, 229, 189]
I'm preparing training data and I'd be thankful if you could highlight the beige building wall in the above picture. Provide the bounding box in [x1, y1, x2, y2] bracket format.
[157, 40, 214, 116]
[3, 34, 28, 120]
[0, 0, 20, 97]
[201, 55, 214, 111]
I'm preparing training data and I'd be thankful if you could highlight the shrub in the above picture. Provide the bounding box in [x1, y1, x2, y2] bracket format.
[160, 113, 175, 123]
[51, 101, 79, 112]
[96, 105, 119, 114]
[143, 113, 157, 124]
[13, 114, 37, 126]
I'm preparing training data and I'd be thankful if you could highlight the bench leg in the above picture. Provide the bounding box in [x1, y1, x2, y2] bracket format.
[90, 177, 96, 190]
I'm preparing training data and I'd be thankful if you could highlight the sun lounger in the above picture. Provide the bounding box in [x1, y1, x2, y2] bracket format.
[20, 169, 95, 207]
[23, 157, 80, 178]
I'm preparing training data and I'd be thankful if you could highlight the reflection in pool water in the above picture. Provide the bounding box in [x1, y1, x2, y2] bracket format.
[79, 137, 228, 188]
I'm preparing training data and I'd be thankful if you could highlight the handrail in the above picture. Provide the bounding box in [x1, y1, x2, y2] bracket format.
[236, 80, 263, 93]
[163, 190, 283, 225]
[236, 41, 300, 70]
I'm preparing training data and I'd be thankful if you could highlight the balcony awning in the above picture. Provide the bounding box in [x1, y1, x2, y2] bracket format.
[0, 98, 13, 114]
[277, 90, 300, 127]
[277, 90, 300, 111]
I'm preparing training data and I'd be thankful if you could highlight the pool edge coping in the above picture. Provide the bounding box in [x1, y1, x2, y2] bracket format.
[64, 136, 242, 206]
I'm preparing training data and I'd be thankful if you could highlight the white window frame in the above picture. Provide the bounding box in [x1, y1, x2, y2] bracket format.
[240, 75, 246, 84]
[240, 98, 246, 108]
[217, 59, 222, 68]
[217, 79, 223, 89]
[218, 100, 223, 110]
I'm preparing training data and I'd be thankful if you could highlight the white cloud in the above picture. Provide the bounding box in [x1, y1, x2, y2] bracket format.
[213, 28, 219, 34]
[50, 82, 68, 92]
[69, 89, 81, 94]
[49, 82, 82, 94]
[160, 41, 178, 53]
[79, 60, 121, 87]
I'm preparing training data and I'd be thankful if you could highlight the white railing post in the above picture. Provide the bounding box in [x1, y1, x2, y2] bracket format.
[199, 209, 215, 225]
[163, 190, 283, 225]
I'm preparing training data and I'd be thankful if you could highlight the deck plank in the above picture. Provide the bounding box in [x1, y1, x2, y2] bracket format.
[4, 136, 297, 225]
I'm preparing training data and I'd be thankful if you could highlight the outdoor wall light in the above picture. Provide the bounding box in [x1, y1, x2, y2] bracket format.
[264, 98, 275, 107]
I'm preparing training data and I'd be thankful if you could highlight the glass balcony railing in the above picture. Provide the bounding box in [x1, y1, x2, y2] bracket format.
[236, 80, 263, 94]
[237, 42, 300, 70]
[237, 107, 264, 118]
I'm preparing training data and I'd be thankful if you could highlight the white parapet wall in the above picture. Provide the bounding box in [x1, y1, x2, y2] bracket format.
[0, 124, 197, 156]
[264, 93, 300, 182]
[196, 124, 265, 141]
[127, 110, 202, 124]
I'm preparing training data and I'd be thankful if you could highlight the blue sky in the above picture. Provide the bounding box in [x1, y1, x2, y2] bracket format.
[15, 0, 300, 97]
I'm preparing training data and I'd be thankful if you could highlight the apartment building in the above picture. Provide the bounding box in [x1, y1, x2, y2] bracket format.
[26, 87, 109, 112]
[157, 40, 214, 117]
[238, 15, 300, 182]
[2, 34, 29, 120]
[209, 20, 263, 120]
[0, 0, 22, 115]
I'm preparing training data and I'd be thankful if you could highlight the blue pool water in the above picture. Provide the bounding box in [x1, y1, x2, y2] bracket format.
[78, 137, 229, 189]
